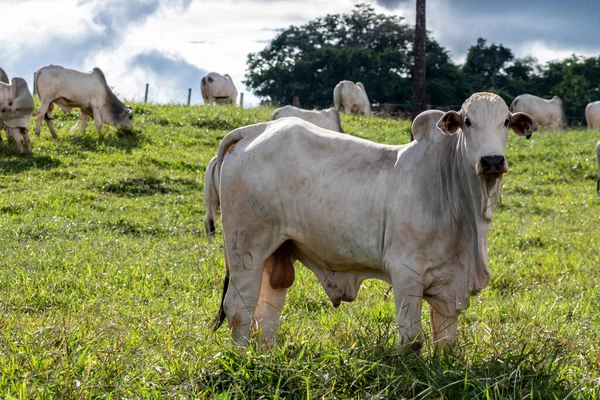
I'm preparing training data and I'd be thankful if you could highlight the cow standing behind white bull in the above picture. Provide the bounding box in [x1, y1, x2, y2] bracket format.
[34, 65, 133, 138]
[270, 105, 344, 133]
[201, 72, 238, 105]
[212, 92, 538, 352]
[585, 101, 600, 131]
[510, 94, 567, 129]
[333, 80, 371, 117]
[0, 77, 35, 154]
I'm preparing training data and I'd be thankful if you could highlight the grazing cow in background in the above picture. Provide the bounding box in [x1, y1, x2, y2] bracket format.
[333, 80, 371, 117]
[510, 94, 567, 129]
[204, 155, 220, 240]
[585, 101, 600, 131]
[596, 141, 600, 194]
[212, 92, 538, 352]
[0, 68, 10, 135]
[0, 78, 35, 154]
[201, 72, 237, 105]
[0, 68, 8, 84]
[270, 105, 344, 133]
[34, 65, 133, 138]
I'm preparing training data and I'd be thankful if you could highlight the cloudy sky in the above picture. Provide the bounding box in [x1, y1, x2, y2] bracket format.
[1, 0, 599, 106]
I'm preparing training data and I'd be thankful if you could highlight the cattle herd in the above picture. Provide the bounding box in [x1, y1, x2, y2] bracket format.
[0, 65, 599, 353]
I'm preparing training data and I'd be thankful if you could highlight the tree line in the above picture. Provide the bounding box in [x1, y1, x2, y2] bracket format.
[244, 3, 600, 124]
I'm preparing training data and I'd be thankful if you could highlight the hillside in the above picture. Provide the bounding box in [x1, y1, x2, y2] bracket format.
[0, 104, 598, 398]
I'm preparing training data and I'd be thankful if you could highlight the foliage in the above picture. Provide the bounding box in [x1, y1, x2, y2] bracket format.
[0, 104, 599, 397]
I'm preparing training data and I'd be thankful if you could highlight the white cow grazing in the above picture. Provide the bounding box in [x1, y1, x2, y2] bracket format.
[333, 80, 371, 117]
[212, 92, 538, 352]
[585, 101, 600, 131]
[34, 65, 133, 138]
[204, 156, 220, 240]
[510, 94, 567, 129]
[270, 105, 344, 133]
[596, 141, 600, 194]
[201, 72, 237, 105]
[0, 78, 35, 154]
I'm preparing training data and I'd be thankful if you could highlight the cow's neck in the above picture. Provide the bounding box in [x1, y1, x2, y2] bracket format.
[440, 132, 496, 295]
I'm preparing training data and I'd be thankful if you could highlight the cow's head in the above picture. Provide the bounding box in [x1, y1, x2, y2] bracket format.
[116, 106, 134, 131]
[437, 93, 538, 180]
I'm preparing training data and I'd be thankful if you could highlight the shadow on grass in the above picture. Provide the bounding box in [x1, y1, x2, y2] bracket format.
[65, 129, 144, 153]
[0, 152, 60, 173]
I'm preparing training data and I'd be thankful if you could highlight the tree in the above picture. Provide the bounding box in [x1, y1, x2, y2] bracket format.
[411, 0, 427, 127]
[246, 4, 419, 108]
[463, 38, 514, 89]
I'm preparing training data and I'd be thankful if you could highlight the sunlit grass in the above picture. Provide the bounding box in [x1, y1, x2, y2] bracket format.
[0, 104, 598, 398]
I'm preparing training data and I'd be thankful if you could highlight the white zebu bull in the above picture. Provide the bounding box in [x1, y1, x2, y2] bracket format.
[204, 155, 220, 240]
[34, 65, 133, 137]
[201, 72, 237, 105]
[212, 92, 538, 352]
[333, 80, 371, 117]
[0, 78, 35, 154]
[270, 105, 344, 133]
[511, 94, 566, 129]
[585, 101, 600, 131]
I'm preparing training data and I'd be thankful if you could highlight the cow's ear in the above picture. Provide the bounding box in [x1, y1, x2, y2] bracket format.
[510, 112, 538, 139]
[437, 110, 461, 135]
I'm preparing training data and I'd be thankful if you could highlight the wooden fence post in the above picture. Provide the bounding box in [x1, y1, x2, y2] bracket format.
[293, 96, 300, 108]
[239, 93, 244, 108]
[144, 83, 149, 103]
[187, 88, 192, 106]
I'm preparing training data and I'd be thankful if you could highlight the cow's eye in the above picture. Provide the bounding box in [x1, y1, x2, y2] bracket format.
[504, 118, 509, 127]
[465, 117, 471, 127]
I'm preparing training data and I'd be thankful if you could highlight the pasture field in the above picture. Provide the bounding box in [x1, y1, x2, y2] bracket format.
[0, 104, 599, 399]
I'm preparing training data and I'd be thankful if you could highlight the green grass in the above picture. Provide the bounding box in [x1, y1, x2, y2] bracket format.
[0, 104, 599, 398]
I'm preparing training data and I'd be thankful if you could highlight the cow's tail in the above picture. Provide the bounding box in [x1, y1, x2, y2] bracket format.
[333, 85, 342, 111]
[332, 108, 344, 133]
[212, 126, 254, 331]
[204, 156, 219, 240]
[34, 69, 53, 121]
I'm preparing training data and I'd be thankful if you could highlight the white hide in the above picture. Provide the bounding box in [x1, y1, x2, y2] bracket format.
[0, 77, 35, 154]
[510, 94, 566, 129]
[201, 72, 238, 105]
[333, 80, 371, 117]
[34, 65, 133, 138]
[270, 105, 344, 133]
[585, 101, 600, 131]
[215, 92, 538, 352]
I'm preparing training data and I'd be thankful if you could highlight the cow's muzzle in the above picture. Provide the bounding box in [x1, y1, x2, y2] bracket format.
[477, 155, 508, 179]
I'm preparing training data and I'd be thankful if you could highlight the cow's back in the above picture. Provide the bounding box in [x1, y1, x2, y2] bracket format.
[36, 66, 104, 104]
[586, 101, 600, 130]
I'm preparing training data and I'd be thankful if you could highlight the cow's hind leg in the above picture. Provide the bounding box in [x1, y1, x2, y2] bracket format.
[44, 103, 59, 138]
[35, 101, 52, 137]
[222, 231, 282, 345]
[253, 242, 294, 345]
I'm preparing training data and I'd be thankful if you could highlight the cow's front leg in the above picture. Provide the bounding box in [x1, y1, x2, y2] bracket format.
[429, 305, 458, 355]
[92, 108, 103, 136]
[389, 264, 424, 351]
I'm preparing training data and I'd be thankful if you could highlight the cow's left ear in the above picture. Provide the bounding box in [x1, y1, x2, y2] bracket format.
[510, 112, 538, 139]
[437, 110, 461, 135]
